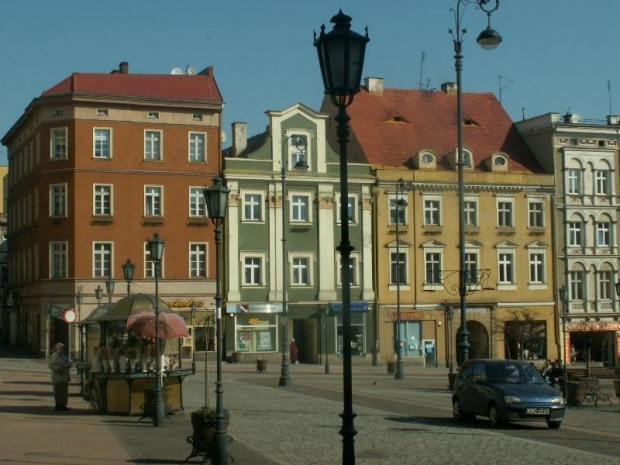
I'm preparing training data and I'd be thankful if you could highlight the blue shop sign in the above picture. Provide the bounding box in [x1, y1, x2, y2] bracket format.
[327, 301, 369, 316]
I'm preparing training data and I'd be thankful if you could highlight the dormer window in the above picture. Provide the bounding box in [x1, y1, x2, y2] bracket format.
[421, 153, 434, 164]
[494, 156, 506, 167]
[418, 151, 436, 169]
[456, 149, 473, 169]
[491, 154, 509, 172]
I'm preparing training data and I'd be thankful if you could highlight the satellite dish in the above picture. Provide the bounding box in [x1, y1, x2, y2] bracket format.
[171, 67, 184, 75]
[187, 65, 197, 75]
[221, 131, 227, 143]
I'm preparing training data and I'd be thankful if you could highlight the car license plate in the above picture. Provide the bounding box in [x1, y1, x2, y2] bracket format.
[526, 407, 550, 415]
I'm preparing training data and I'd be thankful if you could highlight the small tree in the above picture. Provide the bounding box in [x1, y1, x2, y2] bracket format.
[496, 308, 546, 361]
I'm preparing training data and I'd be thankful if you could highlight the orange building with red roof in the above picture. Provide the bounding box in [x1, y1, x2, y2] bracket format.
[2, 62, 223, 359]
[322, 78, 559, 367]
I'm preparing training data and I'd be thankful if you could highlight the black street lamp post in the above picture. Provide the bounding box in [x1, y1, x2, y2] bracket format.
[451, 0, 501, 366]
[95, 285, 103, 308]
[122, 259, 135, 295]
[315, 10, 368, 464]
[204, 175, 230, 465]
[279, 135, 308, 387]
[559, 285, 568, 398]
[147, 233, 166, 427]
[395, 178, 407, 380]
[105, 275, 115, 304]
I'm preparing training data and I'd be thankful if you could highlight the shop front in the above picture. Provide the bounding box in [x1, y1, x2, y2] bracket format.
[565, 321, 620, 368]
[326, 301, 370, 361]
[227, 303, 281, 363]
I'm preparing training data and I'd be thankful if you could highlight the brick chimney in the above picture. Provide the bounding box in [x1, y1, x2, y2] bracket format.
[111, 62, 129, 74]
[441, 82, 458, 94]
[364, 77, 384, 93]
[231, 122, 247, 157]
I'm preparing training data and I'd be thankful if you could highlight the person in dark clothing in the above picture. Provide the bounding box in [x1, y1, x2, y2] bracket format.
[48, 343, 72, 411]
[550, 360, 563, 391]
[289, 339, 299, 364]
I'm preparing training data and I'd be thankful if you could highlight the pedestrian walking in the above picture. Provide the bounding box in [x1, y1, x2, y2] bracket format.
[48, 342, 72, 411]
[289, 338, 299, 364]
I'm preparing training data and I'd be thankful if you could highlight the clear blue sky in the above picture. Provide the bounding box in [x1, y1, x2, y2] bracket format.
[1, 1, 619, 165]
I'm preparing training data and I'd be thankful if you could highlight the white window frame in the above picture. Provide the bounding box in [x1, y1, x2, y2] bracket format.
[49, 183, 67, 217]
[464, 249, 480, 288]
[464, 198, 478, 226]
[242, 191, 264, 222]
[189, 242, 208, 278]
[595, 169, 610, 195]
[337, 252, 360, 287]
[93, 242, 113, 278]
[424, 251, 442, 286]
[289, 192, 312, 223]
[50, 241, 68, 279]
[598, 270, 612, 301]
[290, 252, 313, 287]
[285, 131, 311, 169]
[145, 185, 163, 217]
[189, 187, 206, 217]
[497, 244, 517, 289]
[144, 130, 163, 161]
[528, 199, 545, 228]
[528, 250, 546, 286]
[389, 196, 407, 225]
[567, 168, 582, 195]
[596, 221, 611, 247]
[93, 128, 112, 159]
[189, 132, 207, 162]
[423, 194, 442, 226]
[389, 247, 409, 290]
[569, 270, 584, 300]
[241, 253, 265, 287]
[567, 221, 583, 247]
[93, 184, 113, 216]
[50, 128, 68, 159]
[497, 198, 514, 227]
[337, 193, 358, 224]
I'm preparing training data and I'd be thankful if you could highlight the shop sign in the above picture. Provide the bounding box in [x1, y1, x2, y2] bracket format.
[566, 322, 620, 332]
[385, 311, 423, 322]
[166, 298, 204, 308]
[227, 303, 283, 314]
[327, 301, 368, 316]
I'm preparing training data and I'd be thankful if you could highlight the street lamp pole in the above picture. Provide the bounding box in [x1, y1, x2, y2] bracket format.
[122, 259, 135, 296]
[395, 179, 407, 380]
[105, 275, 115, 304]
[279, 136, 308, 387]
[452, 0, 502, 366]
[559, 285, 568, 398]
[315, 11, 368, 464]
[147, 233, 166, 427]
[204, 175, 230, 465]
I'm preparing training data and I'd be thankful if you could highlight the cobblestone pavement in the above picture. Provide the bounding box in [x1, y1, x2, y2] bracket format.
[1, 347, 619, 464]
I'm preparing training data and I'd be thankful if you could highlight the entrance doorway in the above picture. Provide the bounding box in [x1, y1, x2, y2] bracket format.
[456, 320, 489, 360]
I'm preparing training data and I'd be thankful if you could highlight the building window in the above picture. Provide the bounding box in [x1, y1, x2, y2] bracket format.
[465, 252, 479, 286]
[338, 194, 357, 224]
[93, 242, 112, 278]
[497, 200, 513, 227]
[338, 254, 359, 286]
[291, 256, 310, 286]
[389, 197, 406, 224]
[464, 200, 478, 226]
[596, 221, 610, 247]
[288, 134, 308, 168]
[189, 132, 206, 162]
[93, 184, 112, 216]
[424, 199, 441, 226]
[498, 253, 514, 284]
[290, 194, 310, 222]
[189, 243, 207, 277]
[50, 184, 67, 217]
[599, 271, 612, 300]
[189, 187, 206, 217]
[145, 186, 163, 216]
[148, 111, 160, 119]
[569, 271, 584, 300]
[425, 252, 442, 284]
[145, 130, 162, 160]
[567, 168, 582, 195]
[390, 251, 407, 284]
[595, 170, 610, 195]
[529, 252, 545, 284]
[243, 192, 263, 222]
[50, 242, 67, 278]
[93, 128, 111, 159]
[243, 256, 263, 286]
[567, 222, 583, 247]
[50, 128, 67, 159]
[528, 200, 544, 227]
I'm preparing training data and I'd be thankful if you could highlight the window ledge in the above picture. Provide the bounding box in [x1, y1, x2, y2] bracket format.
[388, 284, 410, 291]
[497, 227, 516, 235]
[527, 283, 547, 291]
[142, 217, 164, 226]
[422, 226, 442, 235]
[187, 218, 210, 227]
[497, 284, 517, 290]
[527, 227, 546, 236]
[91, 216, 113, 225]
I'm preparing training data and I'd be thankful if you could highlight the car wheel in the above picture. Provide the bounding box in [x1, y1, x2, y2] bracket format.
[453, 398, 467, 421]
[488, 404, 503, 428]
[547, 421, 562, 430]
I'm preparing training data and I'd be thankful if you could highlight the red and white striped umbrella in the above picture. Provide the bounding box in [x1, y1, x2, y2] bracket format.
[126, 310, 189, 340]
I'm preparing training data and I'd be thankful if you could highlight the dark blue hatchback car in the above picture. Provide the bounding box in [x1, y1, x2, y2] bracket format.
[452, 359, 565, 429]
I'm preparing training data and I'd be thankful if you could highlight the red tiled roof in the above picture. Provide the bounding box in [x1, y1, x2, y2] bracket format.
[336, 86, 541, 173]
[41, 71, 223, 103]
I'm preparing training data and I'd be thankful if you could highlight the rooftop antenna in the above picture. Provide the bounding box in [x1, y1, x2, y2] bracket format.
[419, 51, 426, 90]
[608, 80, 613, 115]
[498, 74, 515, 103]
